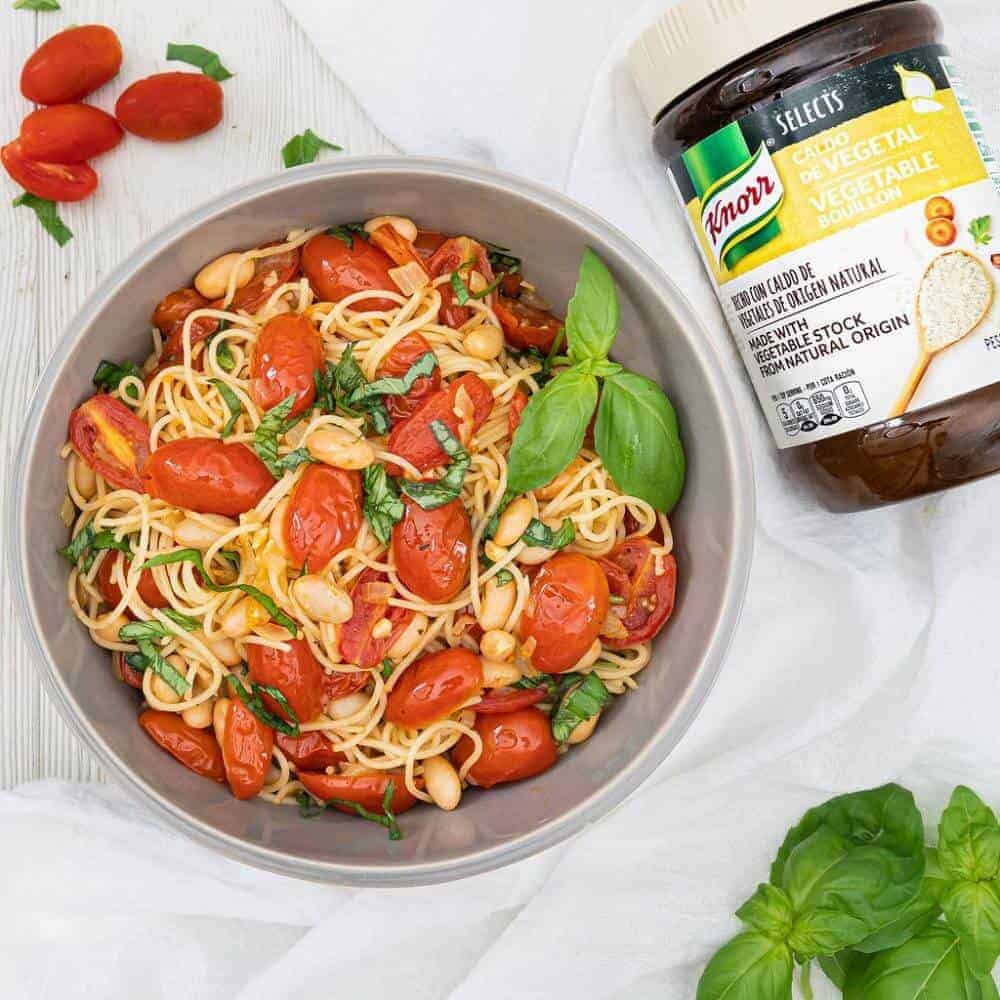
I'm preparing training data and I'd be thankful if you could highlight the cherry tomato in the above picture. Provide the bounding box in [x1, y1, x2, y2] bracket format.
[19, 105, 123, 164]
[453, 707, 557, 788]
[425, 236, 496, 328]
[151, 287, 218, 369]
[323, 669, 371, 705]
[250, 313, 323, 417]
[387, 372, 493, 474]
[275, 731, 344, 771]
[377, 332, 441, 424]
[230, 243, 302, 314]
[283, 465, 362, 571]
[392, 497, 471, 603]
[301, 232, 397, 311]
[96, 551, 168, 611]
[112, 650, 145, 690]
[385, 647, 483, 729]
[115, 72, 223, 142]
[494, 296, 563, 353]
[297, 770, 419, 815]
[218, 697, 274, 800]
[474, 686, 547, 714]
[508, 388, 529, 436]
[413, 229, 447, 259]
[368, 223, 425, 269]
[143, 438, 275, 516]
[598, 537, 677, 648]
[21, 25, 122, 105]
[518, 553, 610, 673]
[2, 140, 97, 202]
[139, 709, 225, 783]
[69, 394, 150, 492]
[338, 568, 413, 669]
[246, 637, 324, 725]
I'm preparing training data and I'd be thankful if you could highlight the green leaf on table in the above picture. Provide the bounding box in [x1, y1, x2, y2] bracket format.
[13, 192, 72, 246]
[735, 883, 794, 941]
[166, 42, 233, 81]
[282, 129, 343, 168]
[938, 786, 1000, 882]
[696, 931, 793, 1000]
[941, 878, 1000, 977]
[969, 216, 992, 246]
[13, 0, 60, 10]
[565, 248, 619, 363]
[817, 951, 867, 990]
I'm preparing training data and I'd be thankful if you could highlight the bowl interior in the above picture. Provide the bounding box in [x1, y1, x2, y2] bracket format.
[13, 159, 752, 885]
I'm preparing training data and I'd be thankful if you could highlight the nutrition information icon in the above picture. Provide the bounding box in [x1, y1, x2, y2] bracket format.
[778, 381, 870, 437]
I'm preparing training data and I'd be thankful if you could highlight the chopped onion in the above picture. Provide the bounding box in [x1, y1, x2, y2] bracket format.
[389, 261, 429, 295]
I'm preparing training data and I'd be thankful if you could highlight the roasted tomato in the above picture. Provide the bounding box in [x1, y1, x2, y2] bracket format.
[246, 637, 324, 724]
[115, 72, 223, 142]
[599, 537, 677, 648]
[217, 696, 274, 800]
[69, 395, 150, 492]
[230, 244, 301, 314]
[494, 296, 563, 353]
[368, 224, 425, 270]
[392, 497, 471, 603]
[139, 709, 225, 783]
[413, 229, 448, 259]
[377, 332, 441, 424]
[474, 686, 547, 714]
[249, 313, 323, 417]
[518, 553, 610, 673]
[21, 25, 122, 105]
[508, 388, 529, 436]
[453, 707, 557, 788]
[2, 140, 97, 202]
[151, 287, 218, 368]
[425, 236, 495, 328]
[297, 770, 419, 815]
[338, 568, 413, 669]
[384, 648, 483, 728]
[19, 105, 123, 163]
[387, 373, 493, 474]
[143, 438, 275, 516]
[301, 232, 397, 311]
[112, 650, 144, 690]
[96, 551, 168, 611]
[275, 731, 344, 771]
[322, 669, 370, 705]
[283, 465, 362, 571]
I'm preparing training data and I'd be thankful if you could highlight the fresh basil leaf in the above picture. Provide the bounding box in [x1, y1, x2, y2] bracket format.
[483, 241, 521, 276]
[941, 879, 1000, 977]
[521, 517, 575, 550]
[326, 222, 365, 248]
[207, 332, 236, 373]
[60, 521, 129, 571]
[595, 370, 686, 514]
[226, 674, 300, 736]
[852, 852, 943, 953]
[362, 464, 404, 544]
[13, 0, 61, 9]
[938, 786, 1000, 882]
[118, 611, 197, 642]
[326, 779, 403, 841]
[274, 447, 315, 474]
[165, 42, 233, 81]
[735, 884, 794, 941]
[494, 568, 514, 587]
[450, 269, 471, 305]
[92, 530, 133, 556]
[296, 790, 326, 819]
[969, 216, 992, 246]
[817, 951, 867, 990]
[982, 972, 1000, 1000]
[93, 360, 142, 400]
[400, 420, 470, 510]
[786, 876, 870, 958]
[212, 378, 243, 438]
[315, 345, 391, 433]
[696, 931, 793, 1000]
[380, 658, 394, 681]
[565, 248, 619, 364]
[551, 673, 610, 743]
[506, 366, 598, 495]
[282, 129, 343, 168]
[254, 393, 297, 477]
[348, 351, 437, 402]
[513, 673, 557, 696]
[13, 192, 72, 246]
[136, 639, 191, 696]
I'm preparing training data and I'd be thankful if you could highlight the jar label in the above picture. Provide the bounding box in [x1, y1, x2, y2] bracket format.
[669, 44, 1000, 448]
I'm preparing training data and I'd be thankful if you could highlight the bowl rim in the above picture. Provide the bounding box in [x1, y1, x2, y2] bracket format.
[8, 155, 755, 886]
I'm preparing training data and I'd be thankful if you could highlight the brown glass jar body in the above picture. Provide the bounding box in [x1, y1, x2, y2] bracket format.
[652, 1, 1000, 511]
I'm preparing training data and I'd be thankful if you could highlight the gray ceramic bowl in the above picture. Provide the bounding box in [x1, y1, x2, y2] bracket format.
[10, 157, 754, 886]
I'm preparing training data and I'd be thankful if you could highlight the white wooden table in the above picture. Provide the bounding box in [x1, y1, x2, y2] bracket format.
[0, 0, 393, 787]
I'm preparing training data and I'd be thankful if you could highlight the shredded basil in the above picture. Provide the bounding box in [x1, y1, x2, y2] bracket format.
[450, 269, 471, 306]
[273, 447, 315, 474]
[58, 522, 132, 572]
[207, 329, 236, 372]
[315, 344, 391, 433]
[347, 352, 437, 403]
[400, 421, 470, 510]
[326, 222, 365, 248]
[483, 240, 521, 276]
[13, 192, 72, 246]
[165, 42, 233, 81]
[93, 360, 142, 400]
[253, 394, 297, 477]
[521, 517, 575, 550]
[362, 464, 404, 544]
[514, 673, 557, 696]
[226, 674, 300, 736]
[211, 379, 242, 438]
[118, 612, 198, 643]
[135, 639, 191, 697]
[295, 780, 404, 839]
[551, 673, 611, 742]
[296, 790, 326, 819]
[282, 129, 343, 168]
[494, 568, 514, 587]
[380, 658, 395, 681]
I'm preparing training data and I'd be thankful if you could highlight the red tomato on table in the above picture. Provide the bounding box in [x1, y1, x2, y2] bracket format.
[217, 697, 274, 800]
[19, 105, 123, 163]
[21, 25, 122, 105]
[139, 709, 225, 783]
[384, 647, 483, 729]
[69, 395, 150, 492]
[96, 551, 168, 611]
[297, 770, 418, 815]
[2, 140, 97, 202]
[301, 233, 397, 311]
[599, 537, 677, 648]
[392, 497, 471, 603]
[377, 332, 441, 425]
[453, 707, 557, 788]
[115, 72, 223, 142]
[283, 465, 362, 571]
[494, 296, 563, 353]
[250, 313, 323, 417]
[246, 637, 324, 725]
[275, 731, 344, 771]
[338, 568, 413, 669]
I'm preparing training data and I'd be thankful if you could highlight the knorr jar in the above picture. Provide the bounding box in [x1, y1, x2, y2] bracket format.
[630, 0, 1000, 510]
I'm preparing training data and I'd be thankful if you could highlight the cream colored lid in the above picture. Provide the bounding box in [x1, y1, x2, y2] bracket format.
[629, 0, 868, 121]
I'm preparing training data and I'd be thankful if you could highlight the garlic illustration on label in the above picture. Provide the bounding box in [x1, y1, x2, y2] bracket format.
[895, 64, 943, 113]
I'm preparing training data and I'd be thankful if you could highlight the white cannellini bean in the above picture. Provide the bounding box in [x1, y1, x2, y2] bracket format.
[213, 697, 231, 746]
[175, 514, 237, 550]
[327, 690, 369, 720]
[221, 598, 258, 638]
[423, 755, 462, 811]
[194, 252, 254, 300]
[269, 497, 290, 557]
[386, 612, 428, 660]
[182, 698, 214, 729]
[467, 271, 488, 294]
[464, 324, 504, 361]
[306, 427, 375, 470]
[291, 574, 353, 623]
[75, 458, 97, 499]
[483, 540, 507, 564]
[254, 623, 294, 643]
[480, 629, 516, 662]
[478, 575, 517, 631]
[363, 215, 418, 242]
[567, 712, 601, 745]
[92, 613, 129, 646]
[481, 659, 521, 689]
[493, 497, 533, 547]
[516, 542, 556, 566]
[371, 618, 392, 640]
[199, 632, 242, 667]
[151, 655, 188, 705]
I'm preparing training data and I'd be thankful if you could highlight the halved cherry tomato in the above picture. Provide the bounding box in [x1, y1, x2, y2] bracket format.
[338, 568, 413, 669]
[275, 731, 344, 771]
[112, 650, 144, 690]
[368, 224, 425, 270]
[425, 236, 495, 328]
[392, 497, 471, 603]
[474, 686, 547, 714]
[96, 551, 168, 611]
[297, 770, 419, 815]
[599, 537, 677, 648]
[377, 332, 441, 424]
[387, 373, 494, 474]
[230, 243, 302, 314]
[19, 105, 123, 163]
[246, 637, 324, 725]
[115, 72, 223, 142]
[413, 229, 448, 259]
[508, 388, 529, 436]
[143, 438, 275, 516]
[139, 708, 225, 783]
[453, 707, 557, 788]
[518, 553, 610, 673]
[385, 647, 483, 728]
[151, 287, 218, 369]
[21, 25, 122, 105]
[283, 465, 362, 571]
[250, 313, 323, 417]
[301, 232, 397, 311]
[494, 296, 563, 353]
[218, 697, 274, 800]
[322, 669, 371, 705]
[69, 395, 150, 492]
[2, 140, 97, 202]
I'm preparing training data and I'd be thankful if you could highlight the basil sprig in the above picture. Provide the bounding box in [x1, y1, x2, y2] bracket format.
[212, 379, 242, 438]
[551, 673, 611, 743]
[93, 359, 142, 400]
[282, 129, 343, 168]
[165, 42, 233, 81]
[13, 192, 72, 246]
[521, 517, 575, 550]
[58, 521, 132, 572]
[400, 421, 470, 510]
[348, 352, 437, 403]
[362, 464, 404, 544]
[226, 674, 300, 736]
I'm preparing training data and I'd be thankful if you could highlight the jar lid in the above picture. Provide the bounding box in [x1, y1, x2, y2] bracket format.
[628, 0, 867, 121]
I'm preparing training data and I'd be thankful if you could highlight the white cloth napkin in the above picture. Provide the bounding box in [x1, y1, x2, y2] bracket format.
[4, 1, 1000, 997]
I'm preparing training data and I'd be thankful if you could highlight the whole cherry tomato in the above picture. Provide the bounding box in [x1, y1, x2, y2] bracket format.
[508, 388, 529, 436]
[301, 232, 397, 311]
[115, 72, 223, 142]
[230, 244, 301, 314]
[385, 647, 483, 728]
[96, 551, 168, 611]
[494, 296, 563, 353]
[112, 650, 144, 690]
[21, 25, 122, 105]
[387, 373, 493, 474]
[217, 696, 274, 800]
[453, 707, 557, 788]
[377, 332, 441, 424]
[283, 465, 362, 571]
[392, 497, 471, 603]
[275, 731, 344, 771]
[474, 686, 547, 714]
[143, 438, 274, 516]
[151, 287, 217, 368]
[250, 313, 323, 417]
[19, 105, 123, 163]
[598, 537, 677, 648]
[2, 140, 97, 202]
[139, 708, 225, 783]
[518, 553, 610, 673]
[368, 224, 425, 270]
[338, 568, 413, 669]
[246, 637, 324, 724]
[297, 770, 419, 815]
[322, 669, 370, 705]
[69, 395, 150, 491]
[425, 236, 495, 328]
